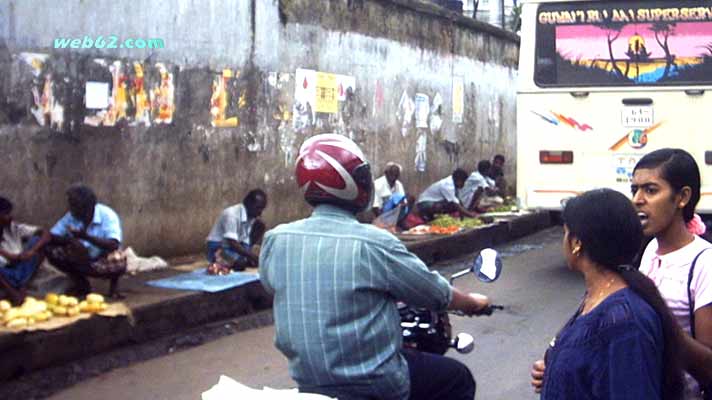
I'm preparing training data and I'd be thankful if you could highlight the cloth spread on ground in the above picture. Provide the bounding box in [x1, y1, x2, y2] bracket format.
[0, 302, 131, 333]
[125, 247, 169, 275]
[146, 267, 259, 293]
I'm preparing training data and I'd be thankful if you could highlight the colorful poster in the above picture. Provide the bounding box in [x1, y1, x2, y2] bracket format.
[336, 75, 356, 101]
[21, 53, 64, 130]
[315, 72, 338, 113]
[210, 68, 240, 127]
[151, 63, 174, 124]
[452, 76, 464, 123]
[414, 93, 430, 129]
[294, 68, 316, 131]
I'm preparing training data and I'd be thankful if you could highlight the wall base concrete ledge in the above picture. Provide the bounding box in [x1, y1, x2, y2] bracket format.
[0, 210, 553, 383]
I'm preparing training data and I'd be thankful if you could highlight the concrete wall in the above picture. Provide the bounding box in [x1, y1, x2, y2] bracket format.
[0, 0, 519, 257]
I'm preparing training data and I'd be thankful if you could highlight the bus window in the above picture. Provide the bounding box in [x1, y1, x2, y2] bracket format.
[534, 1, 712, 87]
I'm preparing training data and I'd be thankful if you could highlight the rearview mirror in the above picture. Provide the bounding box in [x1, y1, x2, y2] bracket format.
[472, 248, 502, 283]
[449, 248, 503, 284]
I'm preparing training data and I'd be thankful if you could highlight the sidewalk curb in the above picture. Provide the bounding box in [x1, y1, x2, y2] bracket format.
[0, 211, 553, 382]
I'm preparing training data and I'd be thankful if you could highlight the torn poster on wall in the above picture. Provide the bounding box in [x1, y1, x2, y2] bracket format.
[152, 63, 174, 124]
[452, 76, 464, 124]
[210, 69, 241, 127]
[85, 60, 129, 126]
[83, 60, 174, 127]
[132, 62, 151, 126]
[20, 53, 65, 131]
[414, 93, 430, 129]
[267, 72, 298, 165]
[293, 68, 355, 131]
[397, 90, 415, 137]
[415, 131, 427, 172]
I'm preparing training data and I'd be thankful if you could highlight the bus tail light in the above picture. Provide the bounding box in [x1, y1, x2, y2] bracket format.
[539, 151, 573, 164]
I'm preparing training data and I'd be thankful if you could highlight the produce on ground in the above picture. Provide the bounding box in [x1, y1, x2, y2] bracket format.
[0, 292, 109, 328]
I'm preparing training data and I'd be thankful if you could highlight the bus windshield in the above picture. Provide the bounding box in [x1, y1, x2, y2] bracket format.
[534, 1, 712, 87]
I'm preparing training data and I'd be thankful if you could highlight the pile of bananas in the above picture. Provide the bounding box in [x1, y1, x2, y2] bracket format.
[0, 293, 108, 329]
[1, 297, 53, 328]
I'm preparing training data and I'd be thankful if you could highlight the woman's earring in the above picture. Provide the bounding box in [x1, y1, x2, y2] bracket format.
[572, 247, 581, 256]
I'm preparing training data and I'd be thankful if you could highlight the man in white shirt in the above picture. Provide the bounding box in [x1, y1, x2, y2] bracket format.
[206, 189, 267, 271]
[416, 169, 477, 221]
[0, 196, 51, 304]
[461, 160, 502, 211]
[372, 162, 406, 217]
[460, 160, 492, 210]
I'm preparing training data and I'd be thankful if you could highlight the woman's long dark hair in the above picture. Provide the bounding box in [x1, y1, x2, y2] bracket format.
[563, 189, 684, 399]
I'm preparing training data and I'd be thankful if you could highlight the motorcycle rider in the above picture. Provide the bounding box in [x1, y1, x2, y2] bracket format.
[259, 133, 491, 400]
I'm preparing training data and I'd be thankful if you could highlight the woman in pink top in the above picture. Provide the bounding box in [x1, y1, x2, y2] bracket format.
[633, 148, 712, 399]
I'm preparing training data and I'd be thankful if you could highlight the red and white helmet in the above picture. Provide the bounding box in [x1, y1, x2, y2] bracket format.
[296, 133, 373, 213]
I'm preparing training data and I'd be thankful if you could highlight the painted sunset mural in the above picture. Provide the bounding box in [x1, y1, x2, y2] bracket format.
[555, 22, 712, 84]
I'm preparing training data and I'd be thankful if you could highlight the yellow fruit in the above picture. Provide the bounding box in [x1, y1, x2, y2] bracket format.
[67, 306, 80, 317]
[64, 297, 79, 307]
[86, 293, 104, 304]
[45, 293, 59, 305]
[53, 306, 68, 316]
[3, 308, 21, 323]
[27, 317, 35, 325]
[34, 311, 51, 322]
[58, 295, 70, 306]
[6, 317, 27, 328]
[0, 300, 11, 312]
[79, 301, 90, 313]
[99, 303, 107, 311]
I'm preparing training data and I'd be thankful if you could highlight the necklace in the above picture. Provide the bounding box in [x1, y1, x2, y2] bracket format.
[583, 276, 617, 313]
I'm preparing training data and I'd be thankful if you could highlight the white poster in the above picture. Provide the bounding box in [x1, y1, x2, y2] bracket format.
[452, 76, 464, 123]
[85, 81, 109, 109]
[414, 93, 430, 129]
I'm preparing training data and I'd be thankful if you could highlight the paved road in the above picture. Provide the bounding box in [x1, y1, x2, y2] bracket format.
[49, 226, 584, 400]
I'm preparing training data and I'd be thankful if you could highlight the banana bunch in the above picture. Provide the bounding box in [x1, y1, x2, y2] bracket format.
[1, 297, 53, 328]
[45, 293, 81, 317]
[79, 293, 108, 314]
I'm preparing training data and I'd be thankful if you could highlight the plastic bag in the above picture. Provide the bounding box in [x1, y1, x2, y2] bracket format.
[373, 204, 402, 231]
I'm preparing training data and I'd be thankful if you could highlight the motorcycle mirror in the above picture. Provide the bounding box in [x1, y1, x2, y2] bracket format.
[472, 248, 502, 283]
[453, 333, 475, 354]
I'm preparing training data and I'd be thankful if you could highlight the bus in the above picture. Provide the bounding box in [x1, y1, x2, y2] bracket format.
[516, 0, 712, 211]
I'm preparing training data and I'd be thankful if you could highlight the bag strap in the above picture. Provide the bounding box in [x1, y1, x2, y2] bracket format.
[689, 248, 712, 338]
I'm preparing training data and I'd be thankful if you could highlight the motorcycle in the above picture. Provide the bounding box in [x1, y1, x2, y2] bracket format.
[202, 248, 504, 400]
[399, 248, 504, 355]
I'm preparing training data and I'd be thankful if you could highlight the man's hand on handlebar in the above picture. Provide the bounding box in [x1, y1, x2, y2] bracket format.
[448, 288, 490, 316]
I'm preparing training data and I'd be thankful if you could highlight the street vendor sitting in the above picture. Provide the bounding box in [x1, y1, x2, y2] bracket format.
[206, 189, 267, 272]
[415, 168, 477, 221]
[0, 196, 51, 305]
[372, 162, 406, 217]
[46, 184, 126, 298]
[460, 160, 500, 211]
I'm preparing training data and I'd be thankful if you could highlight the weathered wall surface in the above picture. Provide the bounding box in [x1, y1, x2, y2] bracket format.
[0, 0, 519, 257]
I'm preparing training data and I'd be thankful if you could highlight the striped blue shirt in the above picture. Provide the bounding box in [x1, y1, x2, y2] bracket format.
[259, 205, 452, 400]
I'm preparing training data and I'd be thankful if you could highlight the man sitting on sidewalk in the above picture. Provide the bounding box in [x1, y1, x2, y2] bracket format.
[0, 196, 51, 305]
[206, 189, 267, 272]
[46, 184, 126, 298]
[415, 168, 477, 221]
